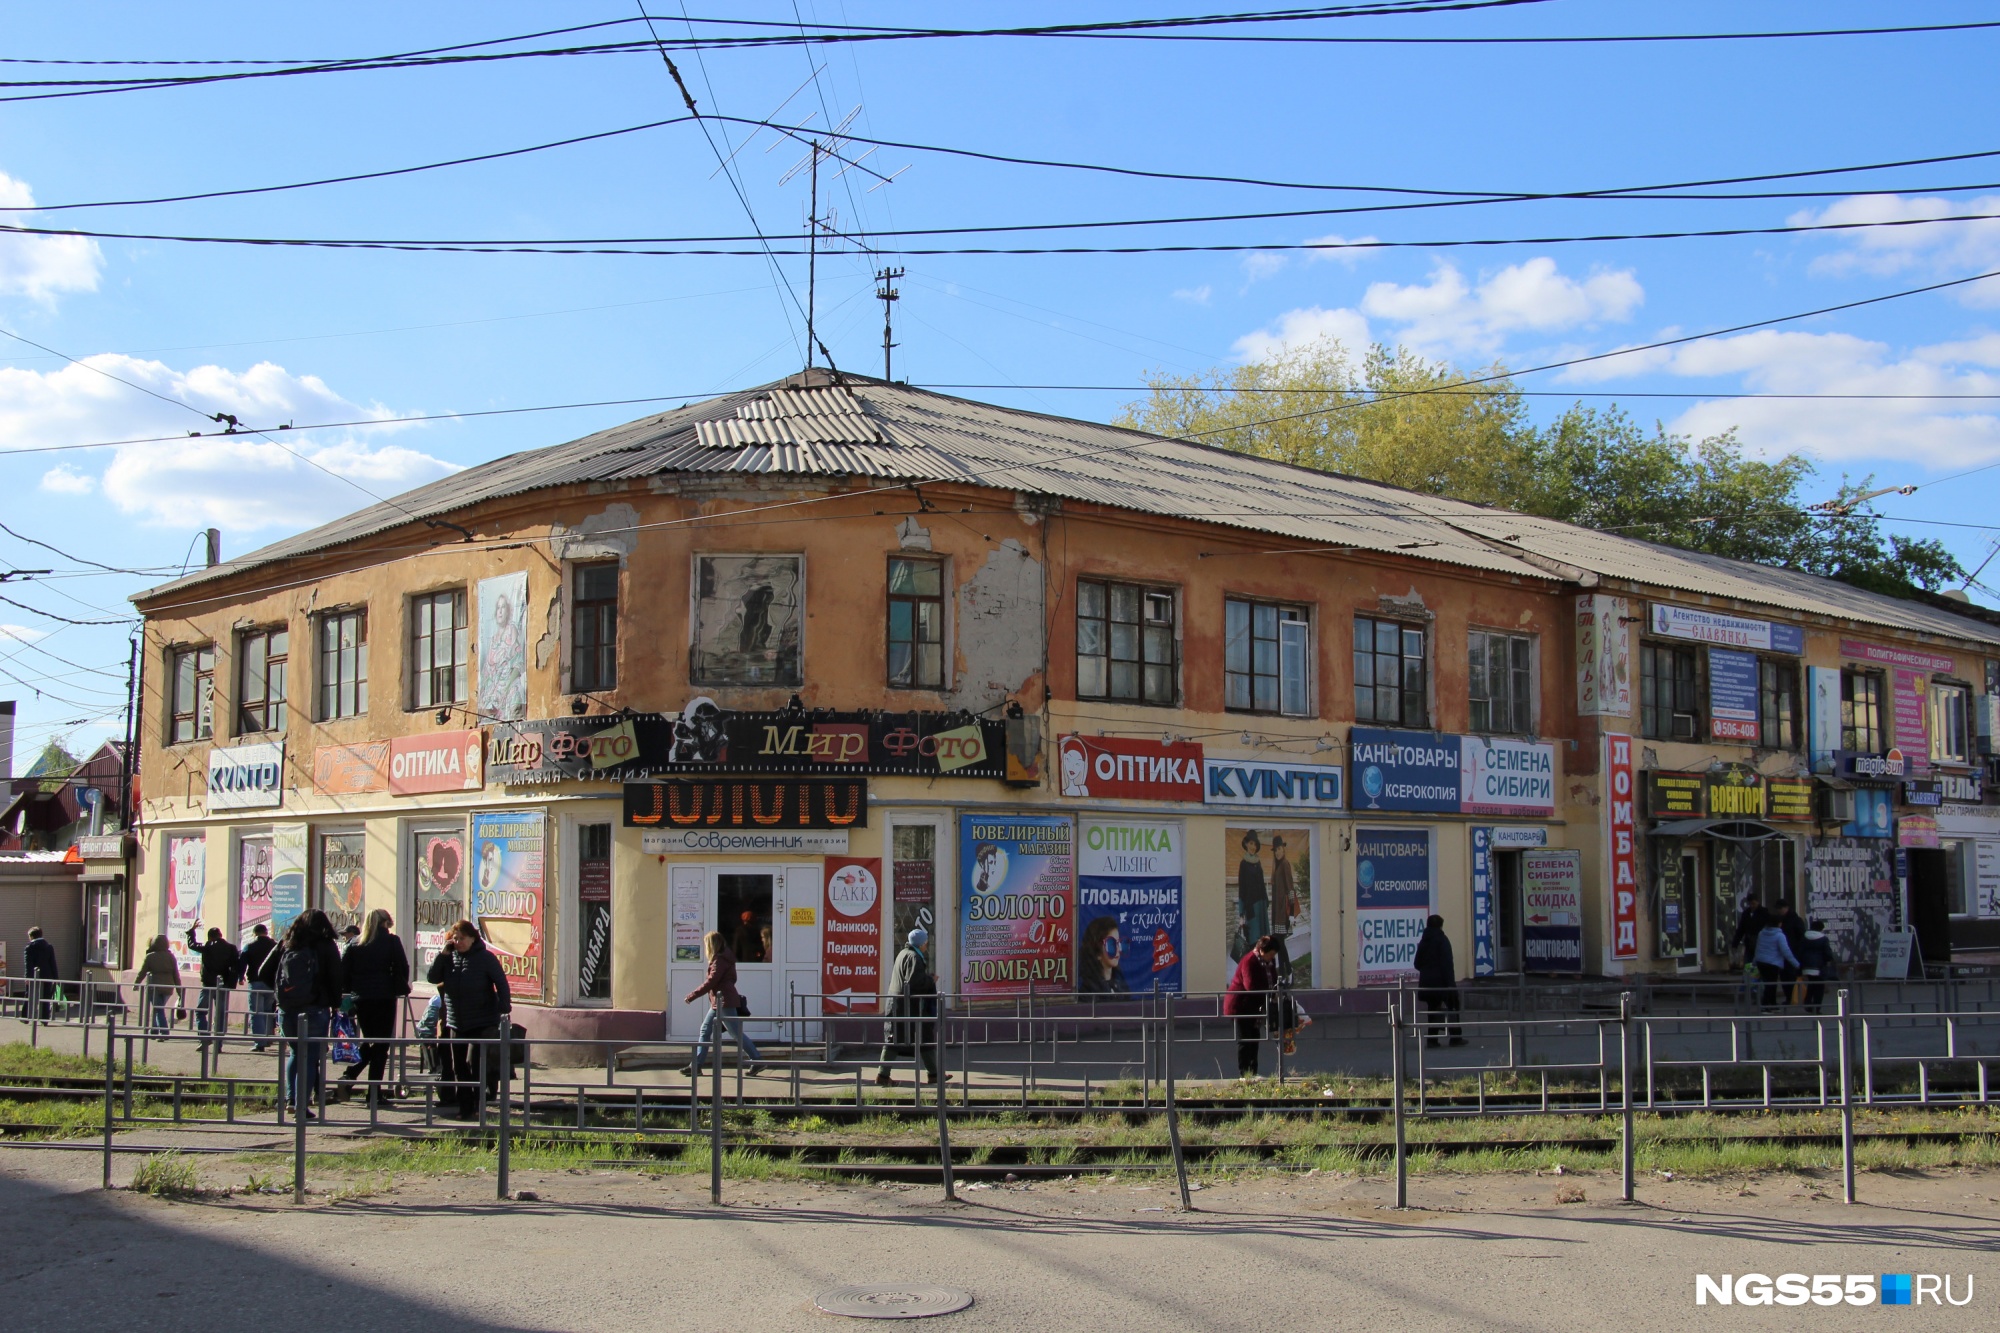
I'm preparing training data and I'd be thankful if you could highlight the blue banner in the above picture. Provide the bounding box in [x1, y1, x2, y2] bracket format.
[1349, 727, 1461, 813]
[1708, 648, 1761, 741]
[1356, 829, 1432, 909]
[1470, 828, 1495, 977]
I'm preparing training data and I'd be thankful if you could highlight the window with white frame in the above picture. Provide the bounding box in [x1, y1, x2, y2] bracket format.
[1225, 598, 1311, 716]
[1931, 682, 1971, 763]
[168, 644, 215, 744]
[316, 609, 368, 720]
[409, 588, 467, 709]
[1468, 630, 1533, 735]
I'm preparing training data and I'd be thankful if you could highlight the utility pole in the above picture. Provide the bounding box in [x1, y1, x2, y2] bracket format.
[805, 140, 821, 370]
[875, 266, 904, 381]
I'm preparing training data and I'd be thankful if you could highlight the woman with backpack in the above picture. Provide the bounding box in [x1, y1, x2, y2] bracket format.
[257, 909, 343, 1119]
[331, 909, 411, 1102]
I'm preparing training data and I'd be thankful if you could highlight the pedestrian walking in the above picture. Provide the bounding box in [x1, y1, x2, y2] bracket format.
[1224, 934, 1279, 1079]
[1414, 915, 1465, 1047]
[1731, 895, 1770, 962]
[681, 931, 761, 1080]
[877, 929, 946, 1086]
[426, 919, 511, 1119]
[1795, 919, 1834, 1011]
[331, 909, 410, 1102]
[239, 924, 276, 1050]
[22, 927, 57, 1021]
[260, 909, 343, 1118]
[184, 922, 242, 1041]
[133, 934, 180, 1034]
[1752, 917, 1800, 1010]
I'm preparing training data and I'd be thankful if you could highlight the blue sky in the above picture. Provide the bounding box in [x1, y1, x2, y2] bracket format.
[4, 2, 1999, 763]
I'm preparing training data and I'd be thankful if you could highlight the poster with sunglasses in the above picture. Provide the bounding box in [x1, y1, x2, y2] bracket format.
[1077, 819, 1183, 995]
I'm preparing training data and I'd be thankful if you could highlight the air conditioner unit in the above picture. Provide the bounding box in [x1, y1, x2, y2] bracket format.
[1671, 712, 1698, 741]
[1819, 787, 1856, 824]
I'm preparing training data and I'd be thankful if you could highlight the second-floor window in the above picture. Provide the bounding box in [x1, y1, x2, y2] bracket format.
[317, 609, 368, 720]
[1931, 682, 1972, 763]
[168, 644, 215, 744]
[409, 589, 467, 709]
[1468, 630, 1533, 735]
[1841, 668, 1884, 752]
[1077, 579, 1177, 705]
[1640, 642, 1701, 740]
[236, 627, 288, 734]
[887, 557, 945, 689]
[1758, 659, 1800, 751]
[1225, 598, 1310, 715]
[572, 562, 619, 692]
[1355, 616, 1427, 727]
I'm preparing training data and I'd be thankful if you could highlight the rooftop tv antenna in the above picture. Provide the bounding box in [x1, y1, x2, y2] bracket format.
[774, 105, 907, 369]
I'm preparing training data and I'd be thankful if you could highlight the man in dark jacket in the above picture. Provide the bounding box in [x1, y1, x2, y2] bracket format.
[1731, 896, 1769, 962]
[332, 909, 411, 1101]
[1413, 915, 1464, 1047]
[238, 924, 276, 1050]
[876, 929, 945, 1087]
[22, 927, 57, 1021]
[185, 922, 242, 1041]
[1795, 918, 1835, 1011]
[426, 919, 511, 1119]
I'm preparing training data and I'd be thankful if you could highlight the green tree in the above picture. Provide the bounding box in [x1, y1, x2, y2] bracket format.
[1119, 338, 1965, 599]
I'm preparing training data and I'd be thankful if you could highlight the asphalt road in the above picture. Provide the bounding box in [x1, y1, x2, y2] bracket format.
[2, 1149, 1995, 1332]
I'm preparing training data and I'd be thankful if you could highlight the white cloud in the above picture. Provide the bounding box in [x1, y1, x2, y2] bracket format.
[1231, 305, 1372, 362]
[1301, 233, 1380, 267]
[0, 171, 103, 303]
[0, 623, 46, 644]
[1792, 194, 2000, 291]
[0, 354, 456, 529]
[1171, 284, 1212, 305]
[1240, 252, 1288, 284]
[38, 463, 94, 494]
[1358, 258, 1643, 356]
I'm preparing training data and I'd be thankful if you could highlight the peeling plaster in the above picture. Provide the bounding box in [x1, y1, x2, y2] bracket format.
[897, 516, 933, 551]
[549, 502, 640, 562]
[534, 594, 561, 671]
[949, 538, 1043, 713]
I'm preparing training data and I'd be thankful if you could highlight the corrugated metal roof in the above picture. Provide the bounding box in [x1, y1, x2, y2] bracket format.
[133, 373, 2000, 648]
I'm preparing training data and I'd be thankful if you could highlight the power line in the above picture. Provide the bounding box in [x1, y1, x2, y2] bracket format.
[0, 594, 136, 626]
[0, 520, 163, 574]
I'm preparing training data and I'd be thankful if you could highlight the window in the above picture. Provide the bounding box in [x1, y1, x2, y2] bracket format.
[1758, 659, 1800, 751]
[572, 563, 619, 692]
[409, 589, 467, 709]
[887, 557, 945, 689]
[1468, 630, 1534, 735]
[1225, 598, 1311, 715]
[1076, 579, 1177, 705]
[1354, 616, 1428, 727]
[85, 877, 125, 969]
[1640, 642, 1701, 741]
[317, 609, 368, 720]
[1943, 840, 1971, 916]
[1841, 668, 1884, 752]
[236, 627, 288, 734]
[1930, 682, 1971, 763]
[168, 644, 215, 744]
[576, 822, 612, 1002]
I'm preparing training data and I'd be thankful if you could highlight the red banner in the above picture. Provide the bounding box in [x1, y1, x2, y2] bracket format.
[389, 730, 484, 795]
[1057, 734, 1204, 802]
[1605, 733, 1639, 960]
[822, 857, 882, 1013]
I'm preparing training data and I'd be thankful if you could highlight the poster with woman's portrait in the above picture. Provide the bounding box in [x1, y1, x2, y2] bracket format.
[1225, 825, 1312, 987]
[477, 571, 529, 722]
[691, 554, 803, 686]
[1077, 819, 1183, 995]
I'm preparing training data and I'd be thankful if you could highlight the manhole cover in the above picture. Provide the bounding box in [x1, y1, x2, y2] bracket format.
[813, 1285, 974, 1320]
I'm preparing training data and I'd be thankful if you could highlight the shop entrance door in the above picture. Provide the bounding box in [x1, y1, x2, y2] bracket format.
[666, 863, 822, 1042]
[1494, 850, 1524, 972]
[1675, 849, 1704, 972]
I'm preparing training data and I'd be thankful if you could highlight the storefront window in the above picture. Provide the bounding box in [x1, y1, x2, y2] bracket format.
[891, 824, 938, 950]
[238, 835, 275, 938]
[576, 822, 612, 1001]
[318, 832, 366, 936]
[85, 878, 125, 968]
[413, 828, 467, 976]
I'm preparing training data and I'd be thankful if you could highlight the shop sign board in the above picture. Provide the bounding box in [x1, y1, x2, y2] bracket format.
[1937, 770, 1984, 803]
[311, 742, 388, 795]
[1521, 848, 1584, 974]
[1893, 670, 1930, 774]
[1837, 749, 1909, 782]
[1937, 803, 2000, 837]
[959, 814, 1073, 996]
[1903, 780, 1944, 809]
[1766, 777, 1814, 823]
[1459, 735, 1556, 816]
[1489, 825, 1548, 848]
[1645, 772, 1708, 818]
[1076, 819, 1184, 995]
[1650, 604, 1803, 654]
[487, 715, 655, 784]
[470, 810, 545, 1000]
[388, 730, 484, 795]
[1705, 766, 1767, 819]
[1604, 734, 1640, 960]
[621, 779, 866, 830]
[1707, 649, 1762, 742]
[1202, 757, 1345, 811]
[1897, 813, 1941, 849]
[821, 857, 881, 1013]
[639, 828, 850, 855]
[1875, 926, 1916, 980]
[1355, 827, 1431, 985]
[1839, 639, 1957, 675]
[1575, 593, 1632, 717]
[1471, 828, 1495, 978]
[1349, 728, 1463, 814]
[207, 741, 284, 810]
[1057, 734, 1204, 802]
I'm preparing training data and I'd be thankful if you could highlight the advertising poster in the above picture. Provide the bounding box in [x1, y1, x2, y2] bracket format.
[959, 814, 1073, 996]
[822, 857, 882, 1012]
[270, 826, 309, 934]
[1893, 669, 1930, 773]
[471, 810, 546, 1000]
[165, 832, 207, 970]
[1077, 819, 1184, 995]
[891, 825, 938, 954]
[1807, 666, 1842, 773]
[1355, 828, 1430, 985]
[1575, 593, 1631, 717]
[1977, 840, 2000, 920]
[476, 571, 530, 723]
[670, 866, 705, 963]
[1470, 828, 1495, 978]
[1604, 733, 1641, 960]
[1707, 648, 1762, 742]
[1521, 848, 1584, 973]
[413, 830, 466, 975]
[237, 836, 274, 937]
[312, 741, 388, 795]
[577, 847, 612, 1001]
[1225, 825, 1312, 986]
[1806, 838, 1895, 966]
[318, 832, 367, 936]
